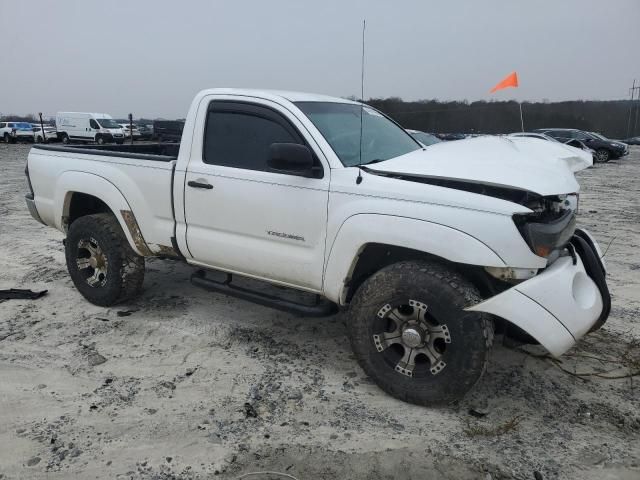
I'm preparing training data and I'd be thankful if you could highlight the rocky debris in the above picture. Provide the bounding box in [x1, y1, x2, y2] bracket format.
[87, 352, 107, 366]
[243, 403, 258, 418]
[79, 341, 108, 367]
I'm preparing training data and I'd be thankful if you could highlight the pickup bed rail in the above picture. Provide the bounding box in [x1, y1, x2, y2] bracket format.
[31, 143, 179, 162]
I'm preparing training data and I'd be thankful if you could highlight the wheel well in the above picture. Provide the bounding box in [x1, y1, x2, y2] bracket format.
[344, 243, 502, 304]
[64, 192, 112, 231]
[345, 242, 520, 339]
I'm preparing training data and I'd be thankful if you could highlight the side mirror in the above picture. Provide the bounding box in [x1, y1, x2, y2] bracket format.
[268, 143, 315, 176]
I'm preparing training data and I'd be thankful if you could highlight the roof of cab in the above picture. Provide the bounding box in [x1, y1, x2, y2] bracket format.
[196, 88, 361, 105]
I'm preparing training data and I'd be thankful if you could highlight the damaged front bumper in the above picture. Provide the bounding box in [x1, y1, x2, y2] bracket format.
[467, 228, 610, 357]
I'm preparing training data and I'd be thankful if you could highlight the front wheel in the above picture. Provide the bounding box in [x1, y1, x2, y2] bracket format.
[61, 133, 70, 144]
[95, 135, 105, 145]
[347, 261, 493, 406]
[595, 148, 610, 163]
[65, 213, 145, 306]
[3, 133, 11, 144]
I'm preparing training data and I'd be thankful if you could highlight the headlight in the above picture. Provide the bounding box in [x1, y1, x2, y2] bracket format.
[514, 209, 576, 258]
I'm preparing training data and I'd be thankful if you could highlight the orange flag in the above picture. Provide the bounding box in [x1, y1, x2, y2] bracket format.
[490, 72, 519, 93]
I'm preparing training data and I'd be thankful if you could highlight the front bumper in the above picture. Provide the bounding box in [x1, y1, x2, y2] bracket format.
[467, 228, 610, 357]
[14, 132, 35, 141]
[613, 146, 628, 157]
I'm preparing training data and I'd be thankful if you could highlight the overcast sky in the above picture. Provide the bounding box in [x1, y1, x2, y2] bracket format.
[1, 0, 639, 118]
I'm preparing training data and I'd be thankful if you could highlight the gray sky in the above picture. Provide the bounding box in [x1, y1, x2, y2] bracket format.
[2, 0, 639, 119]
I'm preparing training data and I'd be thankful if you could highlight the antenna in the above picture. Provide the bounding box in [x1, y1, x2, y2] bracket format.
[356, 19, 366, 185]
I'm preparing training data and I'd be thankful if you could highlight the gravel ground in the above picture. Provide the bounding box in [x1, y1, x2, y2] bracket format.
[1, 143, 639, 480]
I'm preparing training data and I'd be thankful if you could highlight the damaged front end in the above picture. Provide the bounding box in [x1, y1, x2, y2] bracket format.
[469, 228, 611, 357]
[512, 193, 578, 261]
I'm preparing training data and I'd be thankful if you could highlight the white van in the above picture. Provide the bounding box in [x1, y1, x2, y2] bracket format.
[55, 112, 125, 145]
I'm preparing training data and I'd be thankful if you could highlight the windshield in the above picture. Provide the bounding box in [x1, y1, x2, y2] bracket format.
[410, 131, 441, 146]
[16, 122, 32, 130]
[589, 132, 607, 140]
[295, 102, 421, 166]
[97, 118, 121, 129]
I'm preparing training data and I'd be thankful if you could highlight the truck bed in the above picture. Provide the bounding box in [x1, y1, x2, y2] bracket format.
[32, 143, 179, 161]
[28, 142, 178, 255]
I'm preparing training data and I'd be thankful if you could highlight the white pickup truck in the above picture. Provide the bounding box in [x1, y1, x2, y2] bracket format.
[25, 88, 610, 405]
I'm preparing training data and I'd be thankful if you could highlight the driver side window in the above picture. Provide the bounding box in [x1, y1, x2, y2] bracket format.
[202, 101, 322, 177]
[90, 119, 100, 129]
[204, 111, 298, 171]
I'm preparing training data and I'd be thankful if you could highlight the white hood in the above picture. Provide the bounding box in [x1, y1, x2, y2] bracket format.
[367, 136, 592, 196]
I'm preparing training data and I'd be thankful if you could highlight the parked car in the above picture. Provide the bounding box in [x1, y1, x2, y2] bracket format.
[119, 123, 142, 139]
[509, 132, 561, 142]
[26, 88, 610, 406]
[436, 132, 466, 141]
[406, 129, 442, 146]
[56, 112, 125, 145]
[153, 119, 184, 142]
[508, 132, 596, 160]
[137, 124, 153, 140]
[620, 136, 640, 145]
[31, 124, 58, 143]
[1, 121, 36, 143]
[532, 128, 628, 162]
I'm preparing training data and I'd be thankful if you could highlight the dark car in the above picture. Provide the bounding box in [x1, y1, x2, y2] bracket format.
[153, 120, 185, 142]
[620, 136, 640, 145]
[532, 128, 628, 162]
[435, 132, 466, 141]
[137, 124, 153, 140]
[406, 129, 442, 146]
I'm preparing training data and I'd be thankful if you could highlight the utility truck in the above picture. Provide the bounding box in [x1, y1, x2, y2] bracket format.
[25, 89, 610, 405]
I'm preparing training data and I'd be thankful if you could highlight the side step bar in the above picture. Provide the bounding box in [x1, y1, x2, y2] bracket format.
[190, 270, 338, 317]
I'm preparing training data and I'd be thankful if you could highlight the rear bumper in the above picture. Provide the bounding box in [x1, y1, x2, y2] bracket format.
[25, 194, 46, 225]
[468, 228, 610, 357]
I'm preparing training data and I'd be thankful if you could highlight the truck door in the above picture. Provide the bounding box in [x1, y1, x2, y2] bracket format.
[183, 99, 330, 291]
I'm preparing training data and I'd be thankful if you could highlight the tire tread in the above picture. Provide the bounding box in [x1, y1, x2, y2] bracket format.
[348, 260, 493, 406]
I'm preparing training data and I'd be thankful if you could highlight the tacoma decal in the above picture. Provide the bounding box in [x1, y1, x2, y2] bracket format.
[267, 230, 305, 242]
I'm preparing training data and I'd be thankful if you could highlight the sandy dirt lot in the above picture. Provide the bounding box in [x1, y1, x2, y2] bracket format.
[1, 143, 639, 480]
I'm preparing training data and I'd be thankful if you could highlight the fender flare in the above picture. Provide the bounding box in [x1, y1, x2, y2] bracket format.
[55, 171, 150, 256]
[322, 214, 506, 305]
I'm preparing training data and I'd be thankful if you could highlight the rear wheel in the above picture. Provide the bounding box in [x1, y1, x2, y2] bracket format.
[65, 213, 145, 306]
[347, 260, 493, 406]
[595, 148, 610, 163]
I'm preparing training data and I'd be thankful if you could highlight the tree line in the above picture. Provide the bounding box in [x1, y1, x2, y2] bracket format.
[3, 99, 640, 139]
[366, 98, 640, 139]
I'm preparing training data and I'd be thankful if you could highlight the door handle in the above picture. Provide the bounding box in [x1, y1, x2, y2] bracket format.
[188, 180, 213, 189]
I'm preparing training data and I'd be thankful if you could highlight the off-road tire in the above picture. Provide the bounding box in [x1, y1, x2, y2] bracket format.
[347, 260, 493, 406]
[595, 148, 610, 163]
[65, 213, 145, 307]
